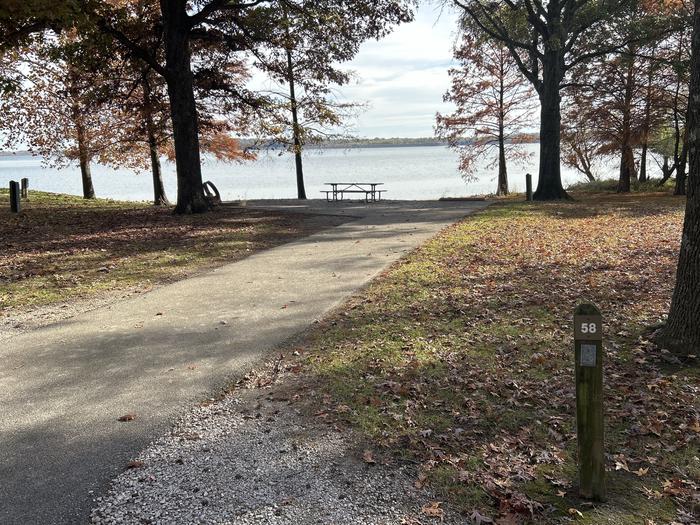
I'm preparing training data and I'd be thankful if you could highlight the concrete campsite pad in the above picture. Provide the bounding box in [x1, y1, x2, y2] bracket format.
[0, 199, 488, 524]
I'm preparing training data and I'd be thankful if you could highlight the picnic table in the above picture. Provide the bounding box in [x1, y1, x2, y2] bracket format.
[322, 182, 386, 202]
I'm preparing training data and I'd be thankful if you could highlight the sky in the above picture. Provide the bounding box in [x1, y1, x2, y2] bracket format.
[248, 3, 462, 139]
[337, 4, 461, 138]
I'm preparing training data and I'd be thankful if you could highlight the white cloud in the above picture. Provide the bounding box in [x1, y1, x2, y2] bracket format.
[247, 3, 461, 138]
[339, 4, 460, 137]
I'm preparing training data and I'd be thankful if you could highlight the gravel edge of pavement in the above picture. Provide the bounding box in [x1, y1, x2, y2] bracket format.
[90, 369, 465, 525]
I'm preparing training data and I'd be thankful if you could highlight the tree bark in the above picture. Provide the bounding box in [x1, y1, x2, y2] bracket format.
[286, 46, 306, 200]
[618, 145, 636, 193]
[534, 51, 568, 200]
[675, 141, 689, 196]
[497, 132, 508, 196]
[142, 72, 169, 206]
[617, 58, 637, 193]
[658, 0, 700, 355]
[639, 142, 648, 183]
[496, 65, 508, 196]
[78, 143, 95, 200]
[639, 48, 655, 183]
[161, 0, 207, 214]
[72, 104, 95, 199]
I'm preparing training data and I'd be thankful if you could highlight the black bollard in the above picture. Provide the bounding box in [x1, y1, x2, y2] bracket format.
[526, 173, 533, 201]
[21, 178, 28, 199]
[10, 181, 21, 213]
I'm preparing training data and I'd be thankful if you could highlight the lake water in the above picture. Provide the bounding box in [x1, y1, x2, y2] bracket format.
[0, 145, 619, 202]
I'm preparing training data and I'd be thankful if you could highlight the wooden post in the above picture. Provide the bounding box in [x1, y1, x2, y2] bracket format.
[574, 303, 606, 501]
[21, 178, 28, 199]
[9, 181, 21, 213]
[526, 173, 533, 201]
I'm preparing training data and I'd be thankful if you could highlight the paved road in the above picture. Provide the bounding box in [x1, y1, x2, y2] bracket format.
[0, 200, 488, 524]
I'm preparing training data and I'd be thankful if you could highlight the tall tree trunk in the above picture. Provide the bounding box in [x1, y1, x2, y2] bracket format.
[534, 51, 568, 200]
[639, 47, 655, 183]
[286, 46, 306, 200]
[618, 57, 636, 193]
[72, 103, 95, 199]
[161, 0, 207, 214]
[618, 145, 636, 193]
[639, 142, 649, 183]
[496, 64, 508, 196]
[659, 0, 700, 355]
[142, 72, 169, 206]
[78, 143, 95, 200]
[675, 142, 688, 196]
[497, 131, 508, 196]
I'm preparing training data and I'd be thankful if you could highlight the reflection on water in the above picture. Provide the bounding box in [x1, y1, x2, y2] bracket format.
[0, 145, 619, 202]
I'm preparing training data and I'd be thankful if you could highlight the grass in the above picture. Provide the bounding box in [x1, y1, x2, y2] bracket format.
[0, 190, 338, 316]
[566, 177, 676, 193]
[279, 192, 699, 524]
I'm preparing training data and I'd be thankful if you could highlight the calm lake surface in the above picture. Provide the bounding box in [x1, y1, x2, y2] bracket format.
[0, 145, 619, 202]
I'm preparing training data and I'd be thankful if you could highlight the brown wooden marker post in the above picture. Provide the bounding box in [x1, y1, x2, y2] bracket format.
[21, 178, 28, 199]
[574, 303, 606, 501]
[9, 181, 21, 213]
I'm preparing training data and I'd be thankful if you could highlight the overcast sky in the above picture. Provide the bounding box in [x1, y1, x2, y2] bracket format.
[338, 4, 460, 138]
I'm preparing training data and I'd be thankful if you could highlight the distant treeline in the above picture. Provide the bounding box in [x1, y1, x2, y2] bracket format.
[1, 134, 539, 157]
[240, 134, 539, 150]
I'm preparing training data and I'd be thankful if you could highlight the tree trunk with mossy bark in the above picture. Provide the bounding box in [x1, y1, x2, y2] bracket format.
[658, 0, 700, 356]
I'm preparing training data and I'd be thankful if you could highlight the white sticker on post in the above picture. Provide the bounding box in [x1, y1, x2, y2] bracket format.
[580, 344, 597, 367]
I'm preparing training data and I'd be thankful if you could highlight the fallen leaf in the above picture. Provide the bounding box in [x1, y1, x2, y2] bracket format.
[117, 414, 136, 422]
[362, 449, 376, 464]
[421, 501, 444, 521]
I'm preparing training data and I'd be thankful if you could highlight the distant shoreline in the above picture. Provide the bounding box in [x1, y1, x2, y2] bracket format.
[1, 138, 540, 157]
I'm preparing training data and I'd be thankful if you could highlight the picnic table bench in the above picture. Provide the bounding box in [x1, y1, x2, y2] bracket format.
[321, 182, 386, 202]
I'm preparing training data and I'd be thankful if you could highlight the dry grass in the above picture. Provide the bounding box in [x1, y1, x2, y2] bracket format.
[273, 192, 698, 524]
[0, 190, 338, 316]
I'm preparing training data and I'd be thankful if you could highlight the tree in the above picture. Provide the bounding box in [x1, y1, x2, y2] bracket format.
[561, 88, 603, 182]
[436, 28, 535, 195]
[451, 0, 642, 200]
[0, 39, 116, 198]
[654, 25, 692, 194]
[94, 0, 414, 213]
[658, 0, 700, 355]
[0, 1, 78, 49]
[569, 44, 647, 193]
